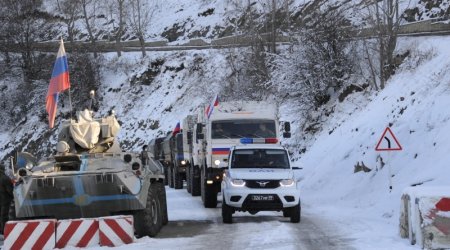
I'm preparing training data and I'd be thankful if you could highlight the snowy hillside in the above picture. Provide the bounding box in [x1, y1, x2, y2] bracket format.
[297, 36, 450, 249]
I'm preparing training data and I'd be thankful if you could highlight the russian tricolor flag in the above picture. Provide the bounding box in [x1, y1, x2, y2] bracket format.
[172, 122, 181, 136]
[205, 94, 219, 119]
[46, 39, 71, 128]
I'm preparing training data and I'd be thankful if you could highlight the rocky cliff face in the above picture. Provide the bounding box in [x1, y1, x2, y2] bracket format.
[403, 0, 450, 22]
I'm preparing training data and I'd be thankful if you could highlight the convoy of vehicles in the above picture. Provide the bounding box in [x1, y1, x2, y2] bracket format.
[221, 143, 301, 223]
[7, 98, 298, 245]
[148, 101, 297, 218]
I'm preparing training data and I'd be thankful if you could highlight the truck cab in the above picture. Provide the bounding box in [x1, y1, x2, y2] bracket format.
[221, 143, 301, 224]
[193, 101, 291, 208]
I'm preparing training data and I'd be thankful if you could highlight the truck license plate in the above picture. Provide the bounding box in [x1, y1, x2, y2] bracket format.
[251, 195, 274, 201]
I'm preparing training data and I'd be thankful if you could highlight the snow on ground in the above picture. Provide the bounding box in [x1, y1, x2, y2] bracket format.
[296, 35, 450, 249]
[82, 188, 304, 250]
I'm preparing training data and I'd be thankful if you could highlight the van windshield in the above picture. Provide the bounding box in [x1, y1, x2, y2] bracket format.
[231, 149, 289, 169]
[212, 120, 276, 139]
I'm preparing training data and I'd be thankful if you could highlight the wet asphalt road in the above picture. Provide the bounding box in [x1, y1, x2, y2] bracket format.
[0, 189, 356, 250]
[155, 189, 356, 250]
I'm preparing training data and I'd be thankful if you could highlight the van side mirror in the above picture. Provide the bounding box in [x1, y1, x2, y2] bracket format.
[196, 123, 203, 133]
[187, 131, 193, 144]
[284, 122, 291, 132]
[196, 123, 204, 140]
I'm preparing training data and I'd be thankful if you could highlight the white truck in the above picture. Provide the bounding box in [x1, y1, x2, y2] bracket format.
[190, 101, 291, 208]
[221, 143, 301, 223]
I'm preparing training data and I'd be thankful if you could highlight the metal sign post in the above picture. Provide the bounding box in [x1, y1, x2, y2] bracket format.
[375, 127, 403, 192]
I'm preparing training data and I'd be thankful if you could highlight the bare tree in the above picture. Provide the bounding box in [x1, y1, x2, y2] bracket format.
[56, 0, 80, 44]
[269, 3, 354, 109]
[362, 0, 404, 89]
[128, 0, 159, 57]
[104, 0, 126, 57]
[115, 0, 125, 57]
[0, 0, 54, 80]
[80, 0, 99, 58]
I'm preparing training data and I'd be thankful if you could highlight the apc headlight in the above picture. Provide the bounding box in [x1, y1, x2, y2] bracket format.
[25, 162, 34, 170]
[231, 179, 246, 187]
[181, 160, 186, 165]
[214, 160, 220, 166]
[280, 179, 294, 187]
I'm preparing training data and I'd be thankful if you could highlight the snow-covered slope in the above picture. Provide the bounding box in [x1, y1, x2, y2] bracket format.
[296, 36, 450, 249]
[99, 50, 229, 148]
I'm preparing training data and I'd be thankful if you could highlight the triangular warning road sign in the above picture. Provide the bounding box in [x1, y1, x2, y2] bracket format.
[375, 127, 402, 151]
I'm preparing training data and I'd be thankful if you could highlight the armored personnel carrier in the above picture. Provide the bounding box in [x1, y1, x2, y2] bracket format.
[11, 110, 168, 237]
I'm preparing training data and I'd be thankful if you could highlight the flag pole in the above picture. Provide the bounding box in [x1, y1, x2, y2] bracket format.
[62, 38, 73, 121]
[68, 86, 73, 120]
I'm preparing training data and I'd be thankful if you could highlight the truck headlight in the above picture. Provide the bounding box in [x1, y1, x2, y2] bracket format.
[280, 179, 294, 187]
[231, 179, 246, 187]
[214, 160, 220, 166]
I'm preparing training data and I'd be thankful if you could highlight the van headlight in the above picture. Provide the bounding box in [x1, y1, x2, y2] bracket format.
[280, 179, 294, 187]
[231, 179, 246, 187]
[181, 160, 186, 165]
[214, 160, 220, 166]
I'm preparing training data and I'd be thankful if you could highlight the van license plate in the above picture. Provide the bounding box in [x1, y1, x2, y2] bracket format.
[251, 195, 274, 201]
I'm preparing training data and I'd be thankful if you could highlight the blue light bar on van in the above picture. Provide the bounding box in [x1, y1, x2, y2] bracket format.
[239, 138, 279, 144]
[240, 138, 253, 144]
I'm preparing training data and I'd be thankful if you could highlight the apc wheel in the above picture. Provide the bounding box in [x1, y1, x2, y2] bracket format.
[155, 181, 168, 225]
[222, 198, 233, 224]
[174, 172, 183, 189]
[290, 202, 301, 223]
[191, 166, 201, 196]
[134, 184, 163, 237]
[168, 166, 174, 188]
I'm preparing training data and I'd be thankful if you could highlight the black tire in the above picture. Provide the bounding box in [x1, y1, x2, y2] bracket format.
[282, 209, 290, 217]
[290, 202, 301, 223]
[186, 165, 192, 194]
[222, 198, 233, 224]
[201, 170, 206, 203]
[134, 184, 163, 237]
[163, 166, 168, 186]
[191, 166, 201, 196]
[203, 183, 217, 208]
[168, 166, 174, 188]
[155, 181, 168, 225]
[174, 171, 183, 189]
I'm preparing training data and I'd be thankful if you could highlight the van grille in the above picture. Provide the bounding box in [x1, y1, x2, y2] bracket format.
[245, 180, 280, 189]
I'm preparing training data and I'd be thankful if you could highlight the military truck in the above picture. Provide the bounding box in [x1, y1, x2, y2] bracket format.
[148, 136, 168, 185]
[182, 115, 199, 196]
[192, 101, 291, 208]
[161, 131, 187, 189]
[10, 110, 168, 237]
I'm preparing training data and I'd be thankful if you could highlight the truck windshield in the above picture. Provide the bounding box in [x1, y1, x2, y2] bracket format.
[211, 120, 276, 139]
[231, 149, 289, 169]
